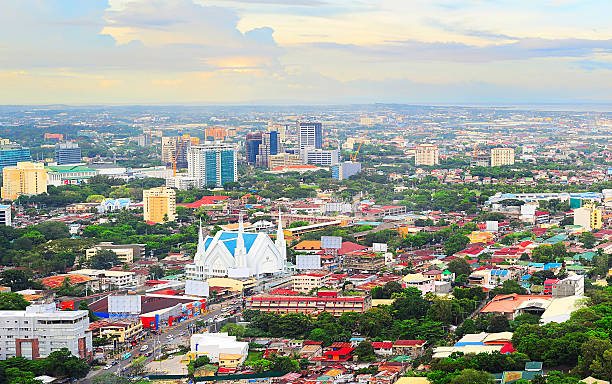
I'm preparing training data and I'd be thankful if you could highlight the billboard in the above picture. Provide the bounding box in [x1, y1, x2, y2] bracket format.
[185, 280, 210, 297]
[108, 295, 141, 314]
[321, 236, 342, 249]
[296, 254, 322, 270]
[486, 221, 499, 232]
[373, 243, 388, 253]
[228, 268, 251, 279]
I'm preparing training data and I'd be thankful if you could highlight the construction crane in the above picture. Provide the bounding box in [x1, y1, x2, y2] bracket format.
[472, 145, 481, 160]
[350, 132, 368, 162]
[171, 136, 187, 176]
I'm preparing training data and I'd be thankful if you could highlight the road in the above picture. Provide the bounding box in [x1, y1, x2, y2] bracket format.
[81, 305, 224, 383]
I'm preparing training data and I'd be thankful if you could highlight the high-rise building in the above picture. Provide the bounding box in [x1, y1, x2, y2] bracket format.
[490, 148, 515, 166]
[0, 204, 11, 227]
[143, 187, 176, 223]
[573, 203, 603, 231]
[268, 123, 291, 143]
[332, 162, 362, 181]
[246, 132, 262, 165]
[256, 131, 279, 167]
[161, 135, 199, 169]
[415, 144, 439, 166]
[0, 304, 92, 360]
[1, 162, 47, 200]
[302, 148, 340, 166]
[0, 143, 32, 170]
[297, 122, 323, 150]
[187, 143, 237, 187]
[205, 127, 227, 141]
[55, 141, 82, 165]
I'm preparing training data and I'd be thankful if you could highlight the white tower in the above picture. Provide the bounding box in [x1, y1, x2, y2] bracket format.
[194, 219, 205, 263]
[235, 213, 247, 268]
[275, 211, 287, 271]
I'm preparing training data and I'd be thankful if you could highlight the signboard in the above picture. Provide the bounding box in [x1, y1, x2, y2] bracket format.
[321, 236, 342, 249]
[373, 243, 388, 253]
[228, 268, 251, 279]
[108, 295, 141, 314]
[485, 221, 499, 232]
[185, 280, 210, 297]
[296, 254, 322, 270]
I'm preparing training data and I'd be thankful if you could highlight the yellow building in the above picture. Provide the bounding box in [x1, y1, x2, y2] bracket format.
[143, 187, 176, 223]
[1, 162, 47, 200]
[268, 152, 302, 169]
[218, 353, 243, 369]
[574, 203, 603, 231]
[467, 231, 495, 243]
[490, 147, 515, 166]
[415, 144, 439, 166]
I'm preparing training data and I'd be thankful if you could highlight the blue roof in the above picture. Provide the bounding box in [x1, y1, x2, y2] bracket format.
[528, 263, 544, 267]
[521, 274, 531, 280]
[204, 237, 213, 250]
[454, 342, 484, 347]
[544, 263, 562, 270]
[212, 231, 260, 256]
[0, 205, 10, 209]
[491, 270, 508, 276]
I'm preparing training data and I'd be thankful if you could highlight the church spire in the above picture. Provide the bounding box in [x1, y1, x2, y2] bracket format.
[194, 218, 205, 262]
[235, 211, 247, 268]
[275, 209, 287, 271]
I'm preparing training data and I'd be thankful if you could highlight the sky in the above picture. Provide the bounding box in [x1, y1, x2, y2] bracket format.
[1, 0, 612, 105]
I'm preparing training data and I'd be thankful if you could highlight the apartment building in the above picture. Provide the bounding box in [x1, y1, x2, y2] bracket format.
[143, 187, 176, 223]
[574, 203, 603, 231]
[0, 304, 92, 360]
[292, 273, 331, 293]
[1, 162, 47, 200]
[69, 269, 138, 290]
[85, 242, 146, 264]
[415, 144, 439, 166]
[490, 148, 515, 166]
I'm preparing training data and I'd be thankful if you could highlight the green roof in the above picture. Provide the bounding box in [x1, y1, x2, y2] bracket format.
[46, 165, 96, 173]
[392, 355, 413, 362]
[525, 362, 543, 370]
[574, 251, 596, 261]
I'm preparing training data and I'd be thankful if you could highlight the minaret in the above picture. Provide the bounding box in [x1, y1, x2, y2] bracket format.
[235, 212, 247, 268]
[275, 210, 287, 270]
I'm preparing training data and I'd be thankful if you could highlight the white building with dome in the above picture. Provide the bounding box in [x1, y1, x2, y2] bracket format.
[185, 214, 287, 280]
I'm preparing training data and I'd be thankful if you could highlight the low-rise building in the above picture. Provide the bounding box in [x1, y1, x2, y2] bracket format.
[0, 304, 92, 360]
[343, 251, 386, 273]
[68, 269, 138, 289]
[88, 319, 144, 343]
[392, 339, 427, 357]
[85, 242, 145, 264]
[292, 273, 331, 294]
[189, 333, 248, 363]
[46, 165, 98, 186]
[246, 290, 372, 316]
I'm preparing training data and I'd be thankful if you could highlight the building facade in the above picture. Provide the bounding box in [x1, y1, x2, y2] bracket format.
[187, 143, 237, 187]
[574, 203, 603, 231]
[415, 144, 439, 166]
[332, 162, 362, 181]
[0, 204, 11, 227]
[246, 290, 372, 316]
[245, 132, 262, 165]
[204, 127, 227, 141]
[256, 131, 279, 167]
[0, 304, 92, 360]
[143, 187, 176, 223]
[1, 162, 47, 200]
[86, 242, 145, 264]
[490, 148, 515, 166]
[46, 165, 98, 186]
[55, 142, 82, 165]
[302, 149, 339, 166]
[0, 143, 32, 170]
[297, 121, 323, 150]
[268, 153, 303, 169]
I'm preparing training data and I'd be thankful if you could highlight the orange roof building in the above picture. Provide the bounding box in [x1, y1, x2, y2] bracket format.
[40, 274, 95, 289]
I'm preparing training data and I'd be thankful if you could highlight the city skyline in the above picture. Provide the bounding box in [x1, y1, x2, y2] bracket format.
[1, 0, 612, 105]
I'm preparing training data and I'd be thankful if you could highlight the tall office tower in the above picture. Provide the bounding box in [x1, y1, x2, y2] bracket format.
[302, 148, 340, 166]
[161, 135, 198, 169]
[137, 130, 152, 146]
[297, 121, 323, 150]
[256, 131, 279, 167]
[143, 187, 176, 223]
[161, 136, 176, 164]
[415, 144, 439, 166]
[490, 147, 515, 166]
[268, 123, 290, 143]
[0, 142, 32, 171]
[0, 204, 11, 227]
[187, 143, 237, 187]
[332, 162, 362, 181]
[246, 132, 262, 165]
[1, 162, 47, 200]
[55, 142, 82, 165]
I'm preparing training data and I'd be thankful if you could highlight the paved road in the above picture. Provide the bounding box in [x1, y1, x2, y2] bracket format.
[81, 306, 224, 383]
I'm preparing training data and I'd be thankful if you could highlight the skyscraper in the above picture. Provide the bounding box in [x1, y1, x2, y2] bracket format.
[1, 162, 47, 200]
[161, 135, 199, 169]
[256, 131, 279, 167]
[297, 121, 323, 150]
[0, 143, 32, 171]
[246, 132, 262, 165]
[415, 144, 439, 166]
[490, 147, 515, 166]
[187, 143, 237, 187]
[55, 142, 82, 165]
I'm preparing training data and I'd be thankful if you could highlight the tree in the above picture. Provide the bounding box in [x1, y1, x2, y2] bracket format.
[447, 258, 472, 276]
[392, 288, 430, 320]
[580, 232, 596, 249]
[78, 301, 99, 322]
[450, 369, 495, 384]
[490, 280, 527, 296]
[488, 315, 510, 332]
[34, 222, 70, 240]
[354, 341, 376, 362]
[0, 293, 30, 310]
[42, 348, 89, 379]
[532, 245, 554, 263]
[88, 250, 120, 269]
[148, 265, 164, 280]
[221, 323, 245, 338]
[444, 234, 470, 256]
[0, 270, 41, 291]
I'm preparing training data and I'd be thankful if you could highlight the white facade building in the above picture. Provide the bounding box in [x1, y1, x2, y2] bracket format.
[187, 143, 237, 187]
[185, 214, 287, 280]
[0, 304, 92, 360]
[190, 332, 248, 363]
[0, 204, 11, 227]
[69, 269, 138, 289]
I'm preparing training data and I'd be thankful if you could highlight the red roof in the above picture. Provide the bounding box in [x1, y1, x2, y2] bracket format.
[393, 340, 426, 347]
[372, 342, 393, 349]
[338, 241, 368, 255]
[500, 342, 516, 354]
[178, 195, 230, 209]
[269, 288, 299, 295]
[330, 342, 352, 349]
[41, 274, 94, 288]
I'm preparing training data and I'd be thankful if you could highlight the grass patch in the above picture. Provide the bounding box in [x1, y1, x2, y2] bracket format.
[246, 351, 263, 362]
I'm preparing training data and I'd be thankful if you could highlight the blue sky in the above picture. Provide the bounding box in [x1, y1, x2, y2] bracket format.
[1, 0, 611, 104]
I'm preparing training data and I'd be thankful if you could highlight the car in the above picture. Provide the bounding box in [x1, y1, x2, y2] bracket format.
[140, 345, 149, 352]
[145, 352, 152, 357]
[103, 364, 112, 370]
